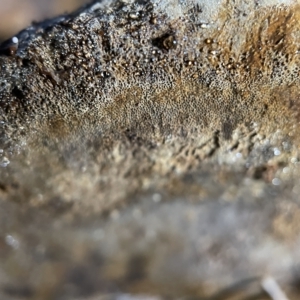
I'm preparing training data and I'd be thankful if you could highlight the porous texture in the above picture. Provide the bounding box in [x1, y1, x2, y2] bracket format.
[1, 0, 300, 299]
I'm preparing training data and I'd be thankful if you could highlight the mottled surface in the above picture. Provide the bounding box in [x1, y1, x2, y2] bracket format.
[1, 0, 300, 299]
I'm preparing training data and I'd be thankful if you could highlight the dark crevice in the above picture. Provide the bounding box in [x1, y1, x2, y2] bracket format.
[152, 33, 176, 51]
[11, 87, 25, 101]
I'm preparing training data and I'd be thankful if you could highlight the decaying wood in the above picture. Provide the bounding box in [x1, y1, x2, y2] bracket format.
[1, 0, 300, 299]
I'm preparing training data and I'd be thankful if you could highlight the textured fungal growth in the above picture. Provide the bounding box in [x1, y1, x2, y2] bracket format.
[0, 0, 299, 176]
[0, 0, 300, 136]
[1, 0, 300, 299]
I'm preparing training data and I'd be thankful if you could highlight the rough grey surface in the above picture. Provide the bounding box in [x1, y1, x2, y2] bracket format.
[1, 0, 300, 299]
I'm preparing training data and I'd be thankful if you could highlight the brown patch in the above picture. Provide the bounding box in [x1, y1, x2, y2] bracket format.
[273, 203, 300, 242]
[125, 254, 148, 282]
[222, 121, 233, 140]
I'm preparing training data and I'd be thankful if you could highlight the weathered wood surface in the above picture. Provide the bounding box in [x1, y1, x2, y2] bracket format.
[1, 0, 300, 299]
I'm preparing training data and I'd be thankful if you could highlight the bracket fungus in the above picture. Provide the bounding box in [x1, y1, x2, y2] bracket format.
[1, 0, 300, 299]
